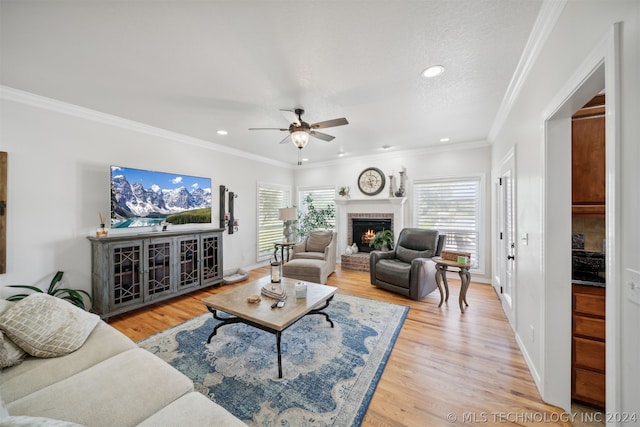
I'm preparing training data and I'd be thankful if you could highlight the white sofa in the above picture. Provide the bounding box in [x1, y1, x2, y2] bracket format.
[0, 295, 245, 427]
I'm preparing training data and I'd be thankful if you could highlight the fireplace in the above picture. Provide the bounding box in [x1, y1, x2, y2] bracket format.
[352, 218, 392, 253]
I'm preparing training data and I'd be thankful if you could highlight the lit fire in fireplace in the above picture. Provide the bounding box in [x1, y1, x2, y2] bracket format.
[361, 228, 376, 245]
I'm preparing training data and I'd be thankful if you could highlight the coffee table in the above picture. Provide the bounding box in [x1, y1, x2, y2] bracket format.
[201, 276, 337, 378]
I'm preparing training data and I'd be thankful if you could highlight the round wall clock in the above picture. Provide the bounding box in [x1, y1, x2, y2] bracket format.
[357, 167, 386, 196]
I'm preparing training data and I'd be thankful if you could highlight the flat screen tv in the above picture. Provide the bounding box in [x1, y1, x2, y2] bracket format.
[110, 165, 212, 228]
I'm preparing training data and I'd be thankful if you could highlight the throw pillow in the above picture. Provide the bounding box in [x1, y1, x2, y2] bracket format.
[0, 300, 27, 368]
[0, 294, 99, 358]
[306, 231, 333, 253]
[0, 330, 27, 368]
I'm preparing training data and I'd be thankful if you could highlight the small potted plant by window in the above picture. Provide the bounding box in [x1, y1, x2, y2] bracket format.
[369, 229, 394, 251]
[338, 186, 350, 198]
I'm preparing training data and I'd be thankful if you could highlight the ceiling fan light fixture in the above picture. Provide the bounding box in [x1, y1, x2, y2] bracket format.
[421, 65, 445, 78]
[291, 130, 309, 148]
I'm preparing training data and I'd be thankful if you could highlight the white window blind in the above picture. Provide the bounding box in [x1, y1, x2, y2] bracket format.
[257, 183, 290, 259]
[298, 187, 336, 219]
[413, 177, 481, 268]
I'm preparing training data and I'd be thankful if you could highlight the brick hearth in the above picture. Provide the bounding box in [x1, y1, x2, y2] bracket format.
[341, 252, 371, 272]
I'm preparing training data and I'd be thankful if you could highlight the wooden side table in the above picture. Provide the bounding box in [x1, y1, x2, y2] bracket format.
[432, 256, 472, 313]
[273, 242, 295, 263]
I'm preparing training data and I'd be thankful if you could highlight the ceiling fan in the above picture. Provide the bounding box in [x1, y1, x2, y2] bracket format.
[249, 108, 349, 150]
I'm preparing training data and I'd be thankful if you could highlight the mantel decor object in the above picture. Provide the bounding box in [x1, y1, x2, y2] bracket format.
[338, 186, 350, 198]
[358, 167, 386, 196]
[394, 170, 406, 197]
[388, 175, 395, 197]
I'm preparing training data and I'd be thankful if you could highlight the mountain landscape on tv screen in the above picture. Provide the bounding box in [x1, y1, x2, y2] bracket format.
[110, 168, 211, 228]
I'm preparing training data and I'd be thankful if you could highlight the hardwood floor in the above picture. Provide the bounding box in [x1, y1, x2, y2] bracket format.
[109, 266, 570, 426]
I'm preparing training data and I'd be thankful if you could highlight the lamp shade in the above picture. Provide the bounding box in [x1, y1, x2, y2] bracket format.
[291, 130, 309, 148]
[278, 207, 297, 221]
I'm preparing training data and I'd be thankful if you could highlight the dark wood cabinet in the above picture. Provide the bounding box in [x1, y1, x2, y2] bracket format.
[89, 229, 223, 319]
[572, 94, 605, 217]
[572, 284, 605, 408]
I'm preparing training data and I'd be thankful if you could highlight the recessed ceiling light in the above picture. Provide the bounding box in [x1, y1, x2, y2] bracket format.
[439, 137, 450, 142]
[381, 145, 392, 150]
[338, 152, 347, 157]
[301, 158, 309, 162]
[217, 130, 228, 135]
[421, 65, 445, 78]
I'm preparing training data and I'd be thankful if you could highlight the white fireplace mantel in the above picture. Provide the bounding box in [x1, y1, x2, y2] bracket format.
[335, 197, 407, 259]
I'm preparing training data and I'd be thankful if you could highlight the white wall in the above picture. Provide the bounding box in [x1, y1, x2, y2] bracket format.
[294, 142, 493, 282]
[0, 93, 293, 297]
[491, 0, 639, 416]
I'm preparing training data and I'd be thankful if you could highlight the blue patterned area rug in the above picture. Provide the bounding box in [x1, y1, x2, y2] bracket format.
[138, 292, 408, 426]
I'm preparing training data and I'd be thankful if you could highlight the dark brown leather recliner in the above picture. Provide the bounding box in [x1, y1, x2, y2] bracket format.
[369, 228, 446, 300]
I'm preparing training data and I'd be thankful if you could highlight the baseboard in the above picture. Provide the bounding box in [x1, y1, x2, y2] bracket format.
[514, 331, 542, 393]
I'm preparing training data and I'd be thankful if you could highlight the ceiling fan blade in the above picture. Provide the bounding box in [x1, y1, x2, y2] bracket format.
[280, 109, 300, 125]
[279, 134, 291, 144]
[310, 117, 348, 129]
[248, 128, 289, 131]
[310, 131, 335, 142]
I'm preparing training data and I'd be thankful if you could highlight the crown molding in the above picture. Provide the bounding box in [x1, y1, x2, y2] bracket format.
[0, 85, 293, 169]
[487, 0, 568, 142]
[297, 139, 491, 170]
[1, 84, 490, 170]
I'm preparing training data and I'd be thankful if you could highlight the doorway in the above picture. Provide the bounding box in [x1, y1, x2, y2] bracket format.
[495, 148, 516, 326]
[541, 25, 620, 414]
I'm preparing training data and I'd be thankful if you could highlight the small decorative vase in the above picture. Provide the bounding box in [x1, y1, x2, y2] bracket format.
[395, 171, 406, 197]
[96, 223, 108, 238]
[388, 175, 395, 197]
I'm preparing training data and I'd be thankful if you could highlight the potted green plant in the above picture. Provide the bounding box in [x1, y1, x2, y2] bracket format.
[296, 194, 335, 239]
[369, 229, 394, 251]
[7, 271, 92, 310]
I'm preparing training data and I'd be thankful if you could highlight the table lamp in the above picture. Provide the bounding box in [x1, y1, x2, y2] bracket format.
[278, 207, 297, 242]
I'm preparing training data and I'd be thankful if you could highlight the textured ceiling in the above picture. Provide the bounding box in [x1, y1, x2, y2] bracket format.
[0, 0, 542, 166]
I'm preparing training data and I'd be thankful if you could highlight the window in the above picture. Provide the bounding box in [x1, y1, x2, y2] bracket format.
[413, 177, 482, 268]
[297, 186, 336, 236]
[257, 183, 291, 260]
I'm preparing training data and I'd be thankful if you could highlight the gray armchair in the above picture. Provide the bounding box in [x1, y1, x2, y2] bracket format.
[282, 230, 337, 284]
[369, 228, 445, 300]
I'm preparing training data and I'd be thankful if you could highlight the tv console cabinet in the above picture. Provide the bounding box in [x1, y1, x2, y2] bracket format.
[88, 228, 223, 319]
